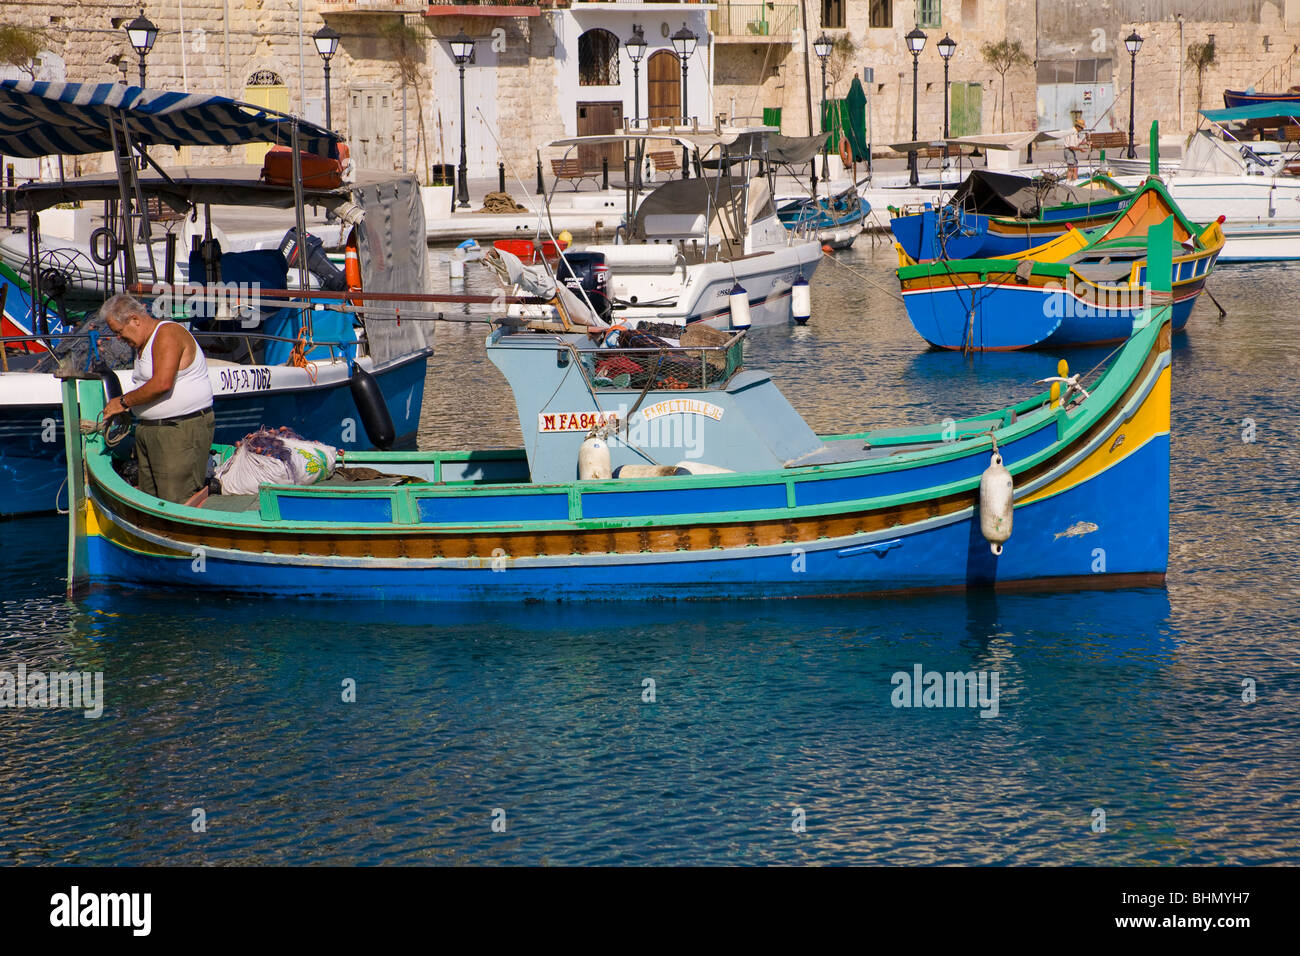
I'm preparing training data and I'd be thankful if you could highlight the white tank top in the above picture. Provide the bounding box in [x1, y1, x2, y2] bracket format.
[131, 321, 213, 420]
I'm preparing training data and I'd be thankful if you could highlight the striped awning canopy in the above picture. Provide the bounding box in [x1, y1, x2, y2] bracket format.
[0, 81, 341, 159]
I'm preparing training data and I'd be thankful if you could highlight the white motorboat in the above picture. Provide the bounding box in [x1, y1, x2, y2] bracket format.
[1111, 107, 1300, 262]
[506, 127, 823, 329]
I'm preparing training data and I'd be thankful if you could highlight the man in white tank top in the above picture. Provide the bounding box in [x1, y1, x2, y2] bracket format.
[101, 294, 215, 503]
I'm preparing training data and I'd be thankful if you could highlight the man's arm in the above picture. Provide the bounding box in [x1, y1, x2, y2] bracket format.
[103, 326, 187, 418]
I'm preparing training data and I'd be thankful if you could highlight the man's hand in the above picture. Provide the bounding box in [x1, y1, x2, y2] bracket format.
[103, 396, 128, 419]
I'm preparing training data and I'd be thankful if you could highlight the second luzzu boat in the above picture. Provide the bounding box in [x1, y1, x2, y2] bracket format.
[895, 178, 1224, 350]
[60, 219, 1178, 603]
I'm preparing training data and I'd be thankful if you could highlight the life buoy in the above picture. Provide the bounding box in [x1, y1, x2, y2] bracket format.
[344, 227, 363, 310]
[839, 137, 853, 167]
[88, 227, 119, 267]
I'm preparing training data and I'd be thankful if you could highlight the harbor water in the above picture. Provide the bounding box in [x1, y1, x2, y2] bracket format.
[0, 244, 1296, 864]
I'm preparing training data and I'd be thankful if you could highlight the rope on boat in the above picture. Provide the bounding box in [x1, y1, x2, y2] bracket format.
[818, 250, 904, 303]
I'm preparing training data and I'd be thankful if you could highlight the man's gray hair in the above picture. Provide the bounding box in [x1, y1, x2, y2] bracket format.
[100, 293, 150, 328]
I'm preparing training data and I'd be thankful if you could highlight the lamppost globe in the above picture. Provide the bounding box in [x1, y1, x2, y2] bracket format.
[124, 9, 157, 88]
[313, 24, 340, 61]
[813, 33, 833, 61]
[905, 26, 928, 56]
[671, 23, 697, 59]
[626, 24, 647, 65]
[451, 31, 476, 208]
[1124, 30, 1144, 56]
[937, 34, 956, 61]
[313, 24, 340, 132]
[125, 11, 158, 58]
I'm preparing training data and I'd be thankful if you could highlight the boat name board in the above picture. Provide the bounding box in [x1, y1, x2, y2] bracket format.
[640, 400, 724, 421]
[215, 367, 273, 394]
[538, 411, 620, 433]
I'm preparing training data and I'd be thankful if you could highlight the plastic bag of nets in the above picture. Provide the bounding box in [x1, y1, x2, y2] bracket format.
[214, 426, 338, 494]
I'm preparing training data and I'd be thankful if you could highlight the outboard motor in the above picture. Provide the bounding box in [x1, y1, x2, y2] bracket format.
[279, 228, 349, 292]
[555, 252, 612, 324]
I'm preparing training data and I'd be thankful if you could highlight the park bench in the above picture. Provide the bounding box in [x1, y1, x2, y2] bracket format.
[1085, 131, 1130, 153]
[550, 158, 599, 191]
[647, 149, 681, 178]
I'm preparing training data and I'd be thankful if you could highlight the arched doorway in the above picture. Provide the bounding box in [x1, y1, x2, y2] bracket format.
[647, 50, 680, 125]
[242, 69, 289, 165]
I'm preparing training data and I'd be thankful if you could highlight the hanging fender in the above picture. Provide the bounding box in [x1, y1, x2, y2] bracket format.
[348, 362, 396, 450]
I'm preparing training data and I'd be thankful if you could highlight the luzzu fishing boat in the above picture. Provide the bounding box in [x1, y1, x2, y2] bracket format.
[890, 170, 1133, 262]
[61, 225, 1177, 601]
[895, 178, 1223, 350]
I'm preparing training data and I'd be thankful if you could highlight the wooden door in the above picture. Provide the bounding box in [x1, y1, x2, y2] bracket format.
[576, 101, 623, 173]
[242, 82, 290, 164]
[950, 82, 983, 137]
[647, 50, 681, 126]
[347, 86, 394, 171]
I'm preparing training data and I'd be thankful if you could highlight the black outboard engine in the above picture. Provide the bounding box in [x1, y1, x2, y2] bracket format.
[279, 228, 349, 292]
[555, 252, 612, 324]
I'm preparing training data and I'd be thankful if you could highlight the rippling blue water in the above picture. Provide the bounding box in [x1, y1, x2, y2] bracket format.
[0, 246, 1296, 864]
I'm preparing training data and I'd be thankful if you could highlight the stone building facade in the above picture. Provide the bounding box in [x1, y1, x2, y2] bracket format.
[2, 1, 1300, 186]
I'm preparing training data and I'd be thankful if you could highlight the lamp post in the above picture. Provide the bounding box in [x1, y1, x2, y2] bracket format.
[813, 33, 833, 182]
[1125, 30, 1143, 159]
[124, 10, 158, 86]
[451, 30, 474, 209]
[937, 34, 956, 138]
[672, 23, 697, 178]
[905, 26, 927, 186]
[627, 25, 647, 191]
[313, 24, 340, 131]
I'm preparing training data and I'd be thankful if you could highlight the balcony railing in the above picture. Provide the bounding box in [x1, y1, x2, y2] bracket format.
[710, 2, 797, 41]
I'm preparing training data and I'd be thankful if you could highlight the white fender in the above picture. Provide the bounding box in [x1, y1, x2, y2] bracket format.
[791, 274, 811, 325]
[728, 283, 751, 330]
[979, 451, 1014, 555]
[578, 435, 611, 480]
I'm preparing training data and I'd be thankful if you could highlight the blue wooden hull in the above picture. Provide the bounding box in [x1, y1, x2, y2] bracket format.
[902, 281, 1199, 350]
[79, 432, 1170, 601]
[0, 354, 428, 517]
[892, 198, 1130, 261]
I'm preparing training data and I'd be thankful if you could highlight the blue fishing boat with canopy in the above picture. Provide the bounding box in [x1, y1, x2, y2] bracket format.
[0, 80, 434, 517]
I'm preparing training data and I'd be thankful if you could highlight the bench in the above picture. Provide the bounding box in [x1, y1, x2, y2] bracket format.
[1085, 131, 1130, 152]
[145, 195, 186, 224]
[647, 149, 681, 178]
[550, 158, 599, 191]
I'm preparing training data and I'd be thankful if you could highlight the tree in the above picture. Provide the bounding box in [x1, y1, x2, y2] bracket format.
[1187, 38, 1217, 119]
[981, 39, 1031, 132]
[0, 23, 51, 79]
[382, 19, 431, 183]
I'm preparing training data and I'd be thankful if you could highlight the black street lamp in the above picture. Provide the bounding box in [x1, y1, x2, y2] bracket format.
[905, 26, 927, 186]
[937, 33, 956, 139]
[451, 30, 475, 209]
[813, 33, 833, 182]
[124, 10, 158, 87]
[626, 24, 646, 127]
[627, 24, 647, 191]
[1125, 30, 1144, 159]
[313, 24, 340, 131]
[672, 23, 696, 178]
